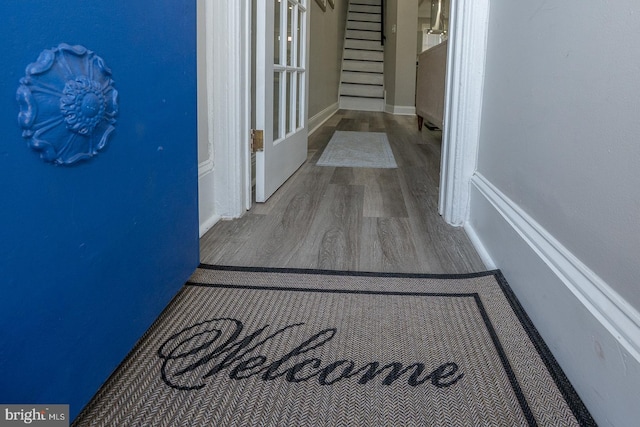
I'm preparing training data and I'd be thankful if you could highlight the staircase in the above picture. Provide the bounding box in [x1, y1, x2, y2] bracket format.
[339, 0, 385, 112]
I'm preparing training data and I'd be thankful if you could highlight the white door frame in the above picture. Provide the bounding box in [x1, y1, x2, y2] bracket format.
[439, 0, 490, 226]
[202, 0, 490, 227]
[199, 0, 251, 231]
[197, 0, 219, 236]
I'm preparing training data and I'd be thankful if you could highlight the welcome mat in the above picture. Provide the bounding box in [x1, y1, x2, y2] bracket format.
[73, 265, 595, 426]
[316, 131, 397, 168]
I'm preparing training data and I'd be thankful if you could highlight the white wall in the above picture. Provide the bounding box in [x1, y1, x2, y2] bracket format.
[468, 0, 640, 425]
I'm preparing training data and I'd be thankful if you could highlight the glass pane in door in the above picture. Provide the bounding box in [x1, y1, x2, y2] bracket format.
[297, 71, 303, 129]
[274, 0, 281, 64]
[297, 7, 303, 67]
[287, 2, 295, 66]
[273, 71, 281, 140]
[286, 71, 292, 134]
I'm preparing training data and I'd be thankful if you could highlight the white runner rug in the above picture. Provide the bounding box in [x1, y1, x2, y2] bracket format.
[316, 131, 397, 168]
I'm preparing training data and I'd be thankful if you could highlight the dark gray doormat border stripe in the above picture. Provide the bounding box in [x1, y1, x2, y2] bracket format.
[194, 264, 595, 426]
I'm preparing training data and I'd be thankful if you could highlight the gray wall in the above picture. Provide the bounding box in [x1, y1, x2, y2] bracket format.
[384, 0, 418, 110]
[383, 0, 398, 106]
[472, 0, 640, 423]
[477, 0, 640, 309]
[308, 0, 349, 118]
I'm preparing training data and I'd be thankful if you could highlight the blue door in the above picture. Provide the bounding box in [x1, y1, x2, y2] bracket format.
[0, 1, 198, 419]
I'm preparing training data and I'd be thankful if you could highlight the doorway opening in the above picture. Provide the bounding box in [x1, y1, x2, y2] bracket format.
[196, 0, 490, 234]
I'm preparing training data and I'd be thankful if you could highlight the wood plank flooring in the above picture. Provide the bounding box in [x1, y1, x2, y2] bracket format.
[200, 110, 485, 273]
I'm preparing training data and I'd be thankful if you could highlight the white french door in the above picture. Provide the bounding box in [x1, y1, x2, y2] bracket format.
[255, 0, 309, 202]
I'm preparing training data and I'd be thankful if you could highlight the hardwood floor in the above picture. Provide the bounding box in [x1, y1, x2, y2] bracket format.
[200, 110, 485, 274]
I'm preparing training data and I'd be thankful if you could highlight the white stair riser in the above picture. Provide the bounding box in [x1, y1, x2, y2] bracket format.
[341, 83, 384, 98]
[342, 59, 384, 73]
[346, 29, 380, 41]
[344, 49, 384, 61]
[342, 71, 384, 85]
[349, 12, 382, 23]
[345, 39, 383, 51]
[339, 96, 385, 112]
[350, 0, 381, 6]
[347, 20, 381, 31]
[350, 5, 381, 14]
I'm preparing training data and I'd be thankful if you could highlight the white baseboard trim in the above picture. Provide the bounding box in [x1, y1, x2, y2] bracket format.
[384, 104, 416, 116]
[463, 221, 496, 270]
[470, 172, 640, 362]
[467, 171, 640, 426]
[199, 213, 221, 238]
[308, 102, 339, 136]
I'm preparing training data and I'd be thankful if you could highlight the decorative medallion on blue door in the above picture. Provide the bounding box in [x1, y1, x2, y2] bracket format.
[17, 44, 118, 165]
